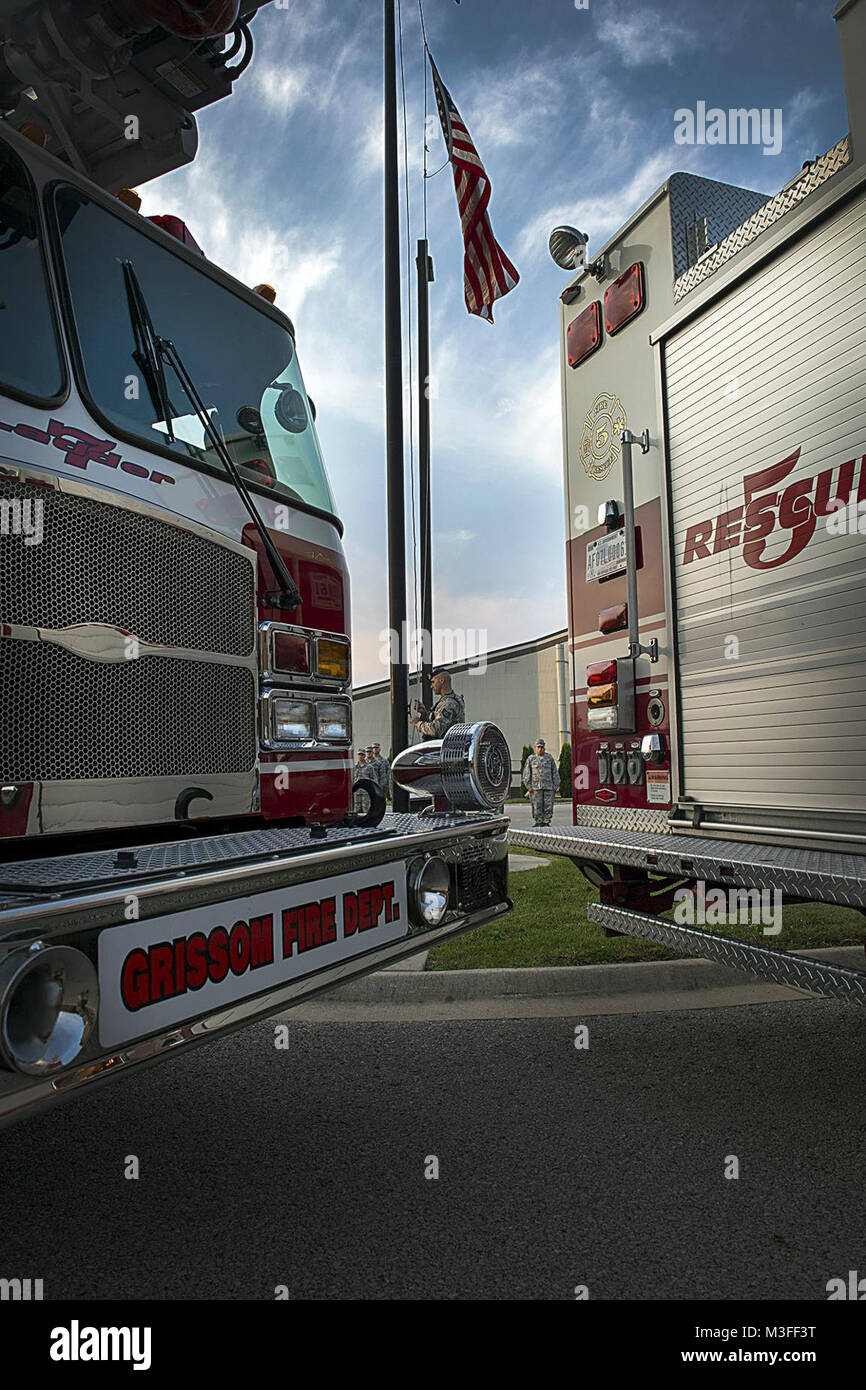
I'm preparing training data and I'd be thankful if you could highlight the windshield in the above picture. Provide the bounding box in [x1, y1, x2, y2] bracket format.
[0, 136, 64, 402]
[52, 186, 337, 516]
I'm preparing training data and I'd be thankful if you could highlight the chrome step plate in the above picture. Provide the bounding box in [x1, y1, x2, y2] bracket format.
[588, 901, 866, 1005]
[509, 824, 866, 909]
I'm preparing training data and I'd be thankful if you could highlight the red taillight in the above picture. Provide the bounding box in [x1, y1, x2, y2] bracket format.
[599, 603, 628, 635]
[272, 631, 311, 676]
[567, 300, 602, 369]
[587, 660, 617, 686]
[604, 262, 645, 335]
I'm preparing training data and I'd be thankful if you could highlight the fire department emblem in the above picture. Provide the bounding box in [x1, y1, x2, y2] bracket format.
[579, 392, 627, 482]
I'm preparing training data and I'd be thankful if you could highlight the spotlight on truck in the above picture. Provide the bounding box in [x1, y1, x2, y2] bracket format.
[0, 944, 98, 1076]
[548, 225, 589, 271]
[392, 722, 511, 813]
[408, 855, 451, 927]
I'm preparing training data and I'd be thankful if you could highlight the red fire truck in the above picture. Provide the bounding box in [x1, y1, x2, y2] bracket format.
[513, 0, 866, 1000]
[0, 0, 512, 1123]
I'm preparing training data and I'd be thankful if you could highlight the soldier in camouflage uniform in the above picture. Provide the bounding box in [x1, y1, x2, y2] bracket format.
[371, 742, 390, 800]
[411, 666, 465, 739]
[522, 738, 558, 826]
[353, 749, 367, 785]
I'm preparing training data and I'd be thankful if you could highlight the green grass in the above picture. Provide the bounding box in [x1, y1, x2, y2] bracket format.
[426, 851, 865, 971]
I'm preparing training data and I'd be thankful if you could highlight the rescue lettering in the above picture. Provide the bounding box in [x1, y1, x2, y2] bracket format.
[682, 448, 866, 570]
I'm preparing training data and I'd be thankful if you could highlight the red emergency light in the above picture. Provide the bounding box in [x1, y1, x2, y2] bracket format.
[604, 261, 645, 335]
[138, 1, 241, 39]
[148, 215, 204, 255]
[273, 630, 312, 676]
[567, 300, 602, 369]
[587, 660, 618, 687]
[598, 603, 628, 635]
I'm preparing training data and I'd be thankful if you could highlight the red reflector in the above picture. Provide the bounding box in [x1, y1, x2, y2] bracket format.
[272, 631, 311, 676]
[599, 603, 628, 634]
[604, 261, 645, 335]
[587, 660, 617, 686]
[567, 300, 602, 369]
[148, 214, 204, 256]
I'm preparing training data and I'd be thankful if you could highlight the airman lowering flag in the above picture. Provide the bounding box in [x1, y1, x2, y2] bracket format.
[429, 54, 519, 322]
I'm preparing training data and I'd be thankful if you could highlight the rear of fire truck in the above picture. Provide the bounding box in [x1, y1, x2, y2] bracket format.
[0, 0, 512, 1124]
[513, 0, 866, 999]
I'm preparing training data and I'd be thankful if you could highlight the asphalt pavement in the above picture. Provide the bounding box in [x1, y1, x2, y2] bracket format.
[1, 999, 863, 1300]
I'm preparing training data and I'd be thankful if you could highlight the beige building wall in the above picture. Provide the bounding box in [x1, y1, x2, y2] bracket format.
[352, 630, 569, 784]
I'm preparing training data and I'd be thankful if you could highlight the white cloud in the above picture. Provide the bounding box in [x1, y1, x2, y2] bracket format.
[463, 56, 568, 153]
[138, 154, 342, 319]
[515, 147, 680, 263]
[597, 4, 700, 68]
[784, 86, 830, 152]
[254, 64, 310, 117]
[437, 529, 475, 543]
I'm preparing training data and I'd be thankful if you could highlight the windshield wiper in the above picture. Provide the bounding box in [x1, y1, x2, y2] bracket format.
[121, 260, 301, 612]
[123, 260, 176, 444]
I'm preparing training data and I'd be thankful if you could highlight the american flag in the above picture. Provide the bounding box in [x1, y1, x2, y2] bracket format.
[429, 55, 519, 323]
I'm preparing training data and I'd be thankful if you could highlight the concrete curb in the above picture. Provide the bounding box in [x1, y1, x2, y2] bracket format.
[325, 946, 864, 1004]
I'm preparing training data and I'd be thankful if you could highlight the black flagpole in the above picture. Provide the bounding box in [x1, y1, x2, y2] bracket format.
[384, 0, 409, 809]
[416, 238, 434, 713]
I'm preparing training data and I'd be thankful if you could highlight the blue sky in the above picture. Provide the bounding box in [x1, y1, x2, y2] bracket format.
[140, 0, 849, 685]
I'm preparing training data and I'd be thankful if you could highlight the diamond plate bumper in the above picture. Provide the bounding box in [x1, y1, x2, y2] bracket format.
[508, 824, 866, 909]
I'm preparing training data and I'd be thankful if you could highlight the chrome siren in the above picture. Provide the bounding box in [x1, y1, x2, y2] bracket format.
[392, 722, 511, 812]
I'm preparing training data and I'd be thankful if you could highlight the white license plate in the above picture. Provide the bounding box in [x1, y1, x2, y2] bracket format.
[586, 528, 627, 582]
[98, 861, 408, 1047]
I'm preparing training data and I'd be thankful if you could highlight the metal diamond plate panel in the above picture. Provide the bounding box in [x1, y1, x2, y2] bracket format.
[576, 806, 672, 833]
[588, 902, 866, 1004]
[508, 823, 866, 908]
[0, 810, 503, 892]
[674, 138, 851, 299]
[668, 172, 770, 278]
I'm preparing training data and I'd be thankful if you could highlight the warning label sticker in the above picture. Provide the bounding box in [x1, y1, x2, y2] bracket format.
[645, 770, 671, 805]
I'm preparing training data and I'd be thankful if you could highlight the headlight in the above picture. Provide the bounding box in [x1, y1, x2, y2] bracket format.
[272, 697, 314, 741]
[316, 637, 350, 682]
[316, 700, 351, 742]
[409, 855, 450, 927]
[0, 944, 98, 1075]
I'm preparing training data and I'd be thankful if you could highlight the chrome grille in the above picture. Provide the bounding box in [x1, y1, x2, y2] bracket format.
[0, 477, 255, 654]
[0, 642, 256, 781]
[455, 836, 491, 913]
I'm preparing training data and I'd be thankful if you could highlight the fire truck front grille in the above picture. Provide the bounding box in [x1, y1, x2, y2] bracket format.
[455, 838, 492, 913]
[0, 478, 255, 655]
[0, 643, 256, 782]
